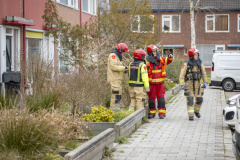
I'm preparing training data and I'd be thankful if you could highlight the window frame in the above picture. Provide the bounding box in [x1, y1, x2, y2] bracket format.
[162, 15, 181, 33]
[131, 15, 154, 33]
[82, 0, 97, 15]
[238, 14, 240, 32]
[205, 14, 229, 33]
[57, 0, 79, 10]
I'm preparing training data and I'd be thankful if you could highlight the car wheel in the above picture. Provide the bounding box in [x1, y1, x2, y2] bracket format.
[222, 79, 235, 92]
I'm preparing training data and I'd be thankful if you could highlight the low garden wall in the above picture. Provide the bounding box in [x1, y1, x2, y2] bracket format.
[64, 84, 181, 160]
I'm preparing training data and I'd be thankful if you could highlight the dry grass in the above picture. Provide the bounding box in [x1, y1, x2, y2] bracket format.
[0, 108, 87, 159]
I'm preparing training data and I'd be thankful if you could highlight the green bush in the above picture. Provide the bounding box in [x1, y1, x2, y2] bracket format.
[82, 106, 115, 122]
[0, 109, 58, 158]
[0, 109, 87, 159]
[0, 94, 19, 110]
[26, 91, 60, 112]
[166, 59, 186, 83]
[113, 109, 134, 122]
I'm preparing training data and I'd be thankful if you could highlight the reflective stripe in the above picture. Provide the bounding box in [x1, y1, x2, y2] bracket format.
[141, 71, 148, 74]
[188, 110, 194, 113]
[150, 110, 156, 113]
[168, 57, 173, 60]
[119, 67, 123, 72]
[152, 78, 165, 82]
[179, 79, 184, 83]
[194, 107, 200, 110]
[165, 58, 168, 64]
[159, 110, 166, 113]
[152, 70, 161, 73]
[129, 80, 144, 84]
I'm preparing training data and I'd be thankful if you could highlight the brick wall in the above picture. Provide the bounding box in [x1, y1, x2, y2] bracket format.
[56, 3, 80, 26]
[152, 10, 240, 61]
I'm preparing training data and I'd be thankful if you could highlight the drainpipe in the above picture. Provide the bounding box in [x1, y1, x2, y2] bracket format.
[80, 0, 82, 25]
[23, 0, 26, 85]
[158, 11, 160, 43]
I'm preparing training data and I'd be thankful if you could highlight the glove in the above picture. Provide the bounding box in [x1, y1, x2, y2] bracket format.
[181, 85, 185, 90]
[125, 66, 128, 71]
[202, 82, 207, 88]
[168, 54, 173, 58]
[145, 87, 150, 93]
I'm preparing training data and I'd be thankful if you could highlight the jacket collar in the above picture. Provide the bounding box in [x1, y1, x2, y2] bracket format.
[112, 48, 122, 61]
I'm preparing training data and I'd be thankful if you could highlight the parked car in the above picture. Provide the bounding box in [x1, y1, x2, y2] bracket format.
[223, 94, 238, 127]
[231, 94, 240, 159]
[209, 50, 240, 92]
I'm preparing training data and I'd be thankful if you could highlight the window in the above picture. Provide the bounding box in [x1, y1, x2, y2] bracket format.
[82, 0, 97, 15]
[196, 45, 225, 67]
[184, 48, 188, 56]
[238, 14, 240, 32]
[57, 0, 78, 9]
[131, 15, 154, 33]
[206, 14, 229, 32]
[162, 15, 180, 33]
[215, 45, 225, 51]
[27, 38, 43, 77]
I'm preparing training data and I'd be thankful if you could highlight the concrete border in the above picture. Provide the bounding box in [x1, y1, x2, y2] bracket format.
[64, 84, 181, 160]
[65, 128, 115, 160]
[114, 108, 145, 140]
[165, 84, 181, 100]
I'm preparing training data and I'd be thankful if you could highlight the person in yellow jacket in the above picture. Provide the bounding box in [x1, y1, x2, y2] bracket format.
[107, 43, 129, 111]
[128, 49, 149, 110]
[179, 48, 207, 121]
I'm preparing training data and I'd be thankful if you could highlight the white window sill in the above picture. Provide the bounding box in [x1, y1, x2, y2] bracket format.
[57, 2, 79, 10]
[82, 11, 96, 16]
[206, 31, 229, 33]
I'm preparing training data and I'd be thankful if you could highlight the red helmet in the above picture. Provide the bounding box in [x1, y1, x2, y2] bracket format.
[133, 49, 146, 60]
[147, 44, 158, 55]
[188, 48, 199, 60]
[116, 43, 129, 53]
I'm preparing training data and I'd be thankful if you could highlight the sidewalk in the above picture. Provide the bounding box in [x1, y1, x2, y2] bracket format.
[113, 87, 235, 160]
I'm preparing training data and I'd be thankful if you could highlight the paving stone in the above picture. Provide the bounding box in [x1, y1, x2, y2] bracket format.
[113, 88, 233, 159]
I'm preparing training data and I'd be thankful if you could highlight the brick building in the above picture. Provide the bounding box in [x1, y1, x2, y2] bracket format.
[133, 0, 240, 71]
[0, 0, 98, 93]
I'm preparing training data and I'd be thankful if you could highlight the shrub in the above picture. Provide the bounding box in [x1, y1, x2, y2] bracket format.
[0, 94, 19, 110]
[166, 59, 186, 83]
[113, 109, 134, 122]
[0, 109, 87, 158]
[82, 106, 115, 122]
[26, 91, 60, 112]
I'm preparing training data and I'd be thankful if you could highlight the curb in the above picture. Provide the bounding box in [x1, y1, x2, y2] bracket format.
[64, 84, 181, 160]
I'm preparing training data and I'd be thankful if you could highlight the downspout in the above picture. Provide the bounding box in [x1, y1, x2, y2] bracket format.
[158, 10, 160, 45]
[23, 0, 26, 85]
[80, 0, 82, 25]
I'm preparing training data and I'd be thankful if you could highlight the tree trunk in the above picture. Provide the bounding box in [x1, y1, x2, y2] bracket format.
[189, 0, 196, 48]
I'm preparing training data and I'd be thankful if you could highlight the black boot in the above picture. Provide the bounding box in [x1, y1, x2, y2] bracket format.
[159, 115, 164, 119]
[189, 116, 194, 121]
[148, 114, 154, 119]
[194, 112, 201, 118]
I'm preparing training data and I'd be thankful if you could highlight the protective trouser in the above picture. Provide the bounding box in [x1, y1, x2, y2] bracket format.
[128, 86, 146, 110]
[147, 83, 166, 117]
[110, 80, 122, 110]
[184, 80, 204, 118]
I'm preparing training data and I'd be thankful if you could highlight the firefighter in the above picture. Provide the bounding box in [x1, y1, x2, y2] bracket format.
[146, 44, 173, 119]
[107, 43, 129, 111]
[128, 49, 149, 110]
[179, 48, 207, 121]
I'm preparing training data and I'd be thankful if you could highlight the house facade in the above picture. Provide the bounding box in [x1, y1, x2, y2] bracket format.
[143, 0, 240, 71]
[0, 0, 97, 94]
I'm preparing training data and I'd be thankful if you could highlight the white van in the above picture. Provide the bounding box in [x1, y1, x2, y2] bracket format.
[210, 50, 240, 91]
